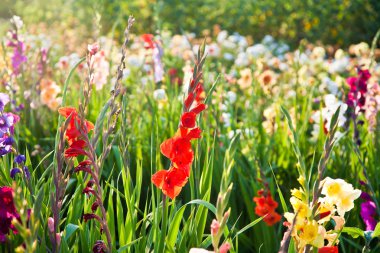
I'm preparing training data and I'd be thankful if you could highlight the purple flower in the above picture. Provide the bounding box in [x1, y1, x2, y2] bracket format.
[0, 94, 10, 112]
[10, 168, 21, 179]
[0, 137, 14, 156]
[14, 155, 26, 164]
[10, 41, 27, 76]
[0, 113, 20, 138]
[23, 166, 30, 180]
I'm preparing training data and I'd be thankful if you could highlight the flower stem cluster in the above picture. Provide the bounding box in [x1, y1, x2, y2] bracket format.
[151, 42, 207, 199]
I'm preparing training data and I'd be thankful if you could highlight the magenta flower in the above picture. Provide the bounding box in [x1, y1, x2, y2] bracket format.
[346, 68, 370, 108]
[360, 192, 378, 231]
[10, 41, 27, 76]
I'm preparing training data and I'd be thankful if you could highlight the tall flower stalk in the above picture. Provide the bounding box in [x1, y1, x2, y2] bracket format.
[151, 41, 208, 199]
[54, 17, 134, 253]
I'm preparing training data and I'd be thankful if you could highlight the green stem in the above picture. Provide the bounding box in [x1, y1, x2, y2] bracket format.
[158, 195, 168, 253]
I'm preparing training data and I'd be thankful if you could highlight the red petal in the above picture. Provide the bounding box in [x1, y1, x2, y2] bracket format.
[58, 107, 77, 118]
[190, 103, 207, 114]
[181, 112, 197, 128]
[318, 246, 338, 253]
[184, 92, 194, 109]
[186, 127, 202, 140]
[151, 170, 168, 189]
[160, 137, 175, 159]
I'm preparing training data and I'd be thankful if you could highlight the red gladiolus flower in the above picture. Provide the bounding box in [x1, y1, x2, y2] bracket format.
[160, 136, 194, 169]
[253, 190, 281, 226]
[263, 212, 282, 226]
[318, 246, 338, 253]
[181, 112, 197, 128]
[152, 53, 207, 199]
[64, 140, 88, 158]
[0, 186, 19, 243]
[58, 107, 94, 145]
[190, 103, 207, 114]
[151, 168, 188, 199]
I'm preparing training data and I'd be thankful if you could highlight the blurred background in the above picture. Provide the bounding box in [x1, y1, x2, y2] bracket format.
[1, 0, 380, 48]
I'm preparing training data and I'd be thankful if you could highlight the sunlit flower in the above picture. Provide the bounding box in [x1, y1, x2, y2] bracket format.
[91, 50, 110, 90]
[40, 79, 61, 110]
[321, 177, 361, 216]
[237, 68, 252, 89]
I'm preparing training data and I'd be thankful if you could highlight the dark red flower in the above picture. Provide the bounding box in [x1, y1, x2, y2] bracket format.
[74, 160, 92, 174]
[83, 213, 101, 222]
[93, 240, 107, 253]
[318, 246, 338, 253]
[0, 186, 19, 243]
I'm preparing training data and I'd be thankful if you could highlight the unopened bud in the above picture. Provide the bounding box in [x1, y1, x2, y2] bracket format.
[48, 217, 55, 233]
[219, 242, 231, 253]
[56, 233, 61, 247]
[210, 219, 220, 236]
[224, 209, 230, 220]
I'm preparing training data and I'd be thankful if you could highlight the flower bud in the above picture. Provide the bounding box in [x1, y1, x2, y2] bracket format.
[56, 233, 61, 248]
[219, 242, 231, 253]
[48, 217, 55, 233]
[210, 219, 220, 236]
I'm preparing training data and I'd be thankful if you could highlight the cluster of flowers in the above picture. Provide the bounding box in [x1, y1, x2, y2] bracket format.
[0, 93, 19, 157]
[346, 68, 370, 109]
[284, 177, 361, 252]
[58, 107, 94, 158]
[0, 186, 19, 243]
[6, 16, 27, 76]
[59, 106, 109, 253]
[253, 188, 282, 226]
[151, 79, 207, 199]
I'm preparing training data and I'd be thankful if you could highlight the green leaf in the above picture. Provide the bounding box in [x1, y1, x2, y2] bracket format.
[117, 237, 143, 252]
[64, 223, 79, 240]
[372, 222, 380, 238]
[167, 205, 186, 249]
[234, 216, 264, 238]
[329, 105, 341, 133]
[33, 185, 45, 219]
[187, 199, 217, 215]
[341, 227, 365, 239]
